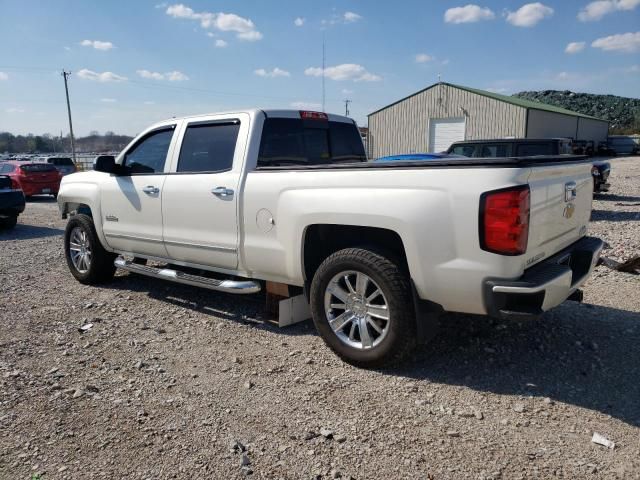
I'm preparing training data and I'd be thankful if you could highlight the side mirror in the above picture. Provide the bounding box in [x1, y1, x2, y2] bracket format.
[94, 155, 116, 173]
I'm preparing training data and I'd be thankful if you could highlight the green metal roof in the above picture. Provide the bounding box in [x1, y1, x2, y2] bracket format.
[369, 82, 606, 122]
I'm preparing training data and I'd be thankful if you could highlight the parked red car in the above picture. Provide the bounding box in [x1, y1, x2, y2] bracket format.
[0, 161, 61, 197]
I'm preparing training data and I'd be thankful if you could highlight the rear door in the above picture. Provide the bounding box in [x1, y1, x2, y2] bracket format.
[161, 114, 248, 270]
[100, 125, 178, 258]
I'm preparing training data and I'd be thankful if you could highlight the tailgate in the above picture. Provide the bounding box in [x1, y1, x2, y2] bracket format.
[526, 161, 592, 267]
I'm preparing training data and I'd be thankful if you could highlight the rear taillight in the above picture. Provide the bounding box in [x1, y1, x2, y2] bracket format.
[480, 186, 530, 255]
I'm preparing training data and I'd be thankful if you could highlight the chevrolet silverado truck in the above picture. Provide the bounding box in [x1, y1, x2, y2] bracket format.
[57, 110, 603, 367]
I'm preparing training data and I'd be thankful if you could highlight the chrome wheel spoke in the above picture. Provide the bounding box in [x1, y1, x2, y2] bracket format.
[344, 275, 356, 294]
[330, 303, 346, 310]
[355, 273, 368, 295]
[348, 322, 357, 341]
[68, 227, 91, 273]
[329, 311, 355, 332]
[366, 288, 382, 303]
[327, 282, 349, 303]
[366, 304, 389, 321]
[367, 317, 384, 334]
[358, 317, 373, 348]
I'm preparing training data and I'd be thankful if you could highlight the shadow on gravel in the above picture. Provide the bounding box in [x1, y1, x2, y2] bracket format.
[0, 224, 63, 240]
[103, 273, 315, 336]
[594, 193, 640, 203]
[390, 302, 640, 428]
[591, 210, 640, 222]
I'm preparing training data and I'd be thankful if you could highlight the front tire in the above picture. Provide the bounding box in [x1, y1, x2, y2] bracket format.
[310, 248, 417, 368]
[64, 214, 116, 284]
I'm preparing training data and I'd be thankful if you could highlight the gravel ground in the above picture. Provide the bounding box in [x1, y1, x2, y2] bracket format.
[1, 157, 639, 480]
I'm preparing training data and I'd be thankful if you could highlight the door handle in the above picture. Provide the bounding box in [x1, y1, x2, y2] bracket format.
[211, 186, 234, 197]
[142, 186, 160, 194]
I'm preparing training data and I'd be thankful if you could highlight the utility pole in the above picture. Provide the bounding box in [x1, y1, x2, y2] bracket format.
[344, 99, 351, 117]
[61, 70, 76, 162]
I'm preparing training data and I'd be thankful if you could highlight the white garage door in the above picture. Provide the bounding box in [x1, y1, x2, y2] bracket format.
[428, 118, 466, 153]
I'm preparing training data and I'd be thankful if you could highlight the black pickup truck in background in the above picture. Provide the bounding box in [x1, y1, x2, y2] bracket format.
[0, 175, 25, 230]
[446, 138, 611, 193]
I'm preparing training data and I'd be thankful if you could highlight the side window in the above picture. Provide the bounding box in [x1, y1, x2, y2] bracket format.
[177, 122, 240, 173]
[516, 143, 552, 156]
[451, 145, 476, 157]
[480, 144, 509, 157]
[123, 128, 174, 174]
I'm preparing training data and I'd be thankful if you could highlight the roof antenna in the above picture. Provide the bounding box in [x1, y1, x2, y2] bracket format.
[438, 73, 442, 83]
[322, 34, 326, 112]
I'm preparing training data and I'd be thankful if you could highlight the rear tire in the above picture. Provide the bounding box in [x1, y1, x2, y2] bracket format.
[0, 215, 18, 230]
[310, 247, 417, 368]
[64, 214, 116, 284]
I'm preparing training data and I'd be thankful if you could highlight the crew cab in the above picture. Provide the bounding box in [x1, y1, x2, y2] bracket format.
[57, 110, 603, 367]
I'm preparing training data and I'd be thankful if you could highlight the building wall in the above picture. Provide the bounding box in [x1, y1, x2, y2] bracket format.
[526, 109, 578, 139]
[576, 117, 608, 143]
[368, 84, 527, 158]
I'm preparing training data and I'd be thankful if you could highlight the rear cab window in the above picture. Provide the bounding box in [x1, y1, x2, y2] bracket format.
[48, 157, 74, 166]
[258, 117, 366, 168]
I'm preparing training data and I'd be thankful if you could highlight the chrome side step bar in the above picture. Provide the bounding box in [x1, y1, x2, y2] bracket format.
[114, 258, 261, 294]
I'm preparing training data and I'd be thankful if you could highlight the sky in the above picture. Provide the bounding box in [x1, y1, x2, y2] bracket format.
[0, 0, 638, 136]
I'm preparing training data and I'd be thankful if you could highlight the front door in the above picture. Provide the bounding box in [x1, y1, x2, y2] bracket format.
[161, 117, 245, 270]
[100, 125, 177, 258]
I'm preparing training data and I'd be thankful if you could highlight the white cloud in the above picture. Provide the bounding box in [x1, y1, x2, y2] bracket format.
[100, 98, 117, 103]
[166, 4, 262, 41]
[341, 88, 354, 95]
[294, 17, 305, 27]
[625, 64, 640, 72]
[565, 41, 586, 54]
[506, 3, 554, 27]
[578, 0, 640, 21]
[80, 39, 114, 51]
[64, 46, 71, 51]
[5, 107, 24, 113]
[592, 31, 640, 53]
[136, 69, 189, 81]
[77, 69, 127, 82]
[486, 87, 509, 94]
[144, 101, 156, 105]
[343, 11, 362, 23]
[254, 67, 290, 78]
[0, 72, 8, 81]
[556, 71, 572, 80]
[215, 39, 227, 48]
[305, 64, 381, 82]
[444, 5, 495, 23]
[290, 101, 322, 110]
[323, 11, 363, 26]
[415, 53, 433, 63]
[155, 2, 167, 8]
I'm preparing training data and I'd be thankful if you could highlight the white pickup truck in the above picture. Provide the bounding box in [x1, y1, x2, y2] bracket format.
[58, 109, 603, 367]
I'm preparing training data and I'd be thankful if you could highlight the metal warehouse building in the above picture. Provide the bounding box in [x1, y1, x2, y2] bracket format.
[367, 82, 609, 158]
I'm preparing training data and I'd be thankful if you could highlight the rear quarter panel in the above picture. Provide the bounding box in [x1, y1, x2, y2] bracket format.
[241, 166, 532, 314]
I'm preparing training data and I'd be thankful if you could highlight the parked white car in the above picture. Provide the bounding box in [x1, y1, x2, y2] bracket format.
[58, 109, 603, 367]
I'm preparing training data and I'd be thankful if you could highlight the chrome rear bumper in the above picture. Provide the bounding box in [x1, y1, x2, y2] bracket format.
[484, 236, 603, 320]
